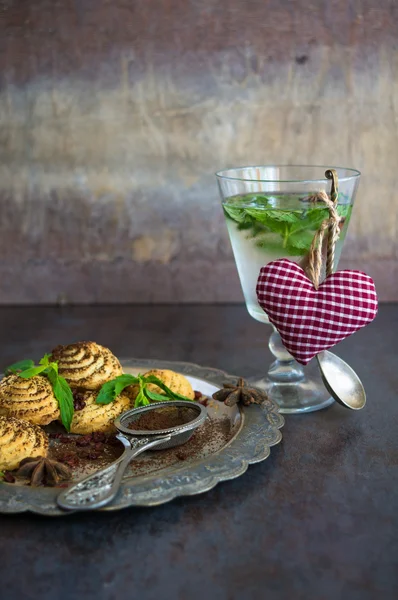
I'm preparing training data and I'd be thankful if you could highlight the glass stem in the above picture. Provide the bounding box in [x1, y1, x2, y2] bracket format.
[267, 327, 305, 383]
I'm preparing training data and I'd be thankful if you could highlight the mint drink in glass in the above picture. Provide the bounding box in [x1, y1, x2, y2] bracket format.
[216, 166, 361, 413]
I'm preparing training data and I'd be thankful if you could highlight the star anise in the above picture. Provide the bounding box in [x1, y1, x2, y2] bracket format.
[212, 378, 268, 407]
[15, 456, 72, 487]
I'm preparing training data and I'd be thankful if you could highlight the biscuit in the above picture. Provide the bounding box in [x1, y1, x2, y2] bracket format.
[0, 416, 49, 471]
[51, 341, 123, 390]
[70, 390, 130, 434]
[0, 374, 60, 426]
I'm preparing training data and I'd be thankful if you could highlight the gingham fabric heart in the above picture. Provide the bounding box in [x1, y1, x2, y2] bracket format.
[256, 259, 378, 365]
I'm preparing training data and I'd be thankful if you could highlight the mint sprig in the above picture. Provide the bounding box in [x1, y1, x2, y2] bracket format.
[96, 374, 193, 407]
[3, 355, 74, 432]
[224, 196, 352, 257]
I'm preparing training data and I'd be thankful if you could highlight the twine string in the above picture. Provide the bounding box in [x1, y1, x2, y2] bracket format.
[306, 170, 341, 289]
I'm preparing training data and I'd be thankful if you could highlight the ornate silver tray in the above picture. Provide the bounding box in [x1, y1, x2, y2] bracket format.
[0, 359, 284, 515]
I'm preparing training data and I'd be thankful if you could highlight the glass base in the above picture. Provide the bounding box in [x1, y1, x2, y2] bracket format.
[250, 359, 335, 414]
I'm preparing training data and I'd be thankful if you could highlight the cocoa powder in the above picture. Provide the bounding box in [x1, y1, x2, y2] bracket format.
[128, 406, 197, 431]
[49, 432, 123, 474]
[127, 413, 235, 478]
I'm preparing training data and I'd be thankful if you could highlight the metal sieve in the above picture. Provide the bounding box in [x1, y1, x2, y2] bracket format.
[57, 400, 207, 511]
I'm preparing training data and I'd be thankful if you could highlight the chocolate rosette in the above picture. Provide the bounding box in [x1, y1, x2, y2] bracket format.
[70, 390, 130, 434]
[0, 415, 49, 471]
[0, 374, 60, 426]
[50, 342, 123, 390]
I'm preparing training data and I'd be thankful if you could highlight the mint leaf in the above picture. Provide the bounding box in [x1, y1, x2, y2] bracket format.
[223, 205, 248, 223]
[40, 354, 59, 377]
[96, 374, 138, 405]
[134, 378, 150, 408]
[114, 374, 138, 397]
[239, 193, 271, 205]
[244, 209, 305, 242]
[96, 380, 118, 405]
[142, 375, 193, 402]
[55, 377, 74, 432]
[285, 209, 328, 238]
[39, 354, 51, 367]
[246, 208, 302, 225]
[288, 230, 317, 251]
[144, 389, 170, 402]
[242, 220, 270, 238]
[302, 207, 330, 229]
[236, 213, 257, 231]
[19, 365, 48, 378]
[135, 392, 150, 407]
[4, 359, 34, 375]
[263, 210, 301, 224]
[46, 369, 74, 432]
[49, 362, 58, 375]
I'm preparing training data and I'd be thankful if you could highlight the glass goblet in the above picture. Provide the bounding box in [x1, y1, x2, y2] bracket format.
[216, 165, 361, 413]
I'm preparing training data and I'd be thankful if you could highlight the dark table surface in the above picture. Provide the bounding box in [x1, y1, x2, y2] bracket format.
[0, 304, 397, 600]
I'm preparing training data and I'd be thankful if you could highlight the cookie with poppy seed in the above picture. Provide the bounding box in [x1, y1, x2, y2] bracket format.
[0, 415, 49, 471]
[50, 341, 123, 390]
[0, 374, 60, 425]
[70, 390, 130, 434]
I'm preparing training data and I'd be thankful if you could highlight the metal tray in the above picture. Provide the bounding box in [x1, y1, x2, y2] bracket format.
[0, 359, 284, 515]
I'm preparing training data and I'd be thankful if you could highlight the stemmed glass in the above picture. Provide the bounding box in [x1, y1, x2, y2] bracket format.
[216, 165, 361, 413]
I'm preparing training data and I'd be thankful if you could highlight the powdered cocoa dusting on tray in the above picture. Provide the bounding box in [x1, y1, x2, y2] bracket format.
[45, 400, 239, 483]
[48, 431, 124, 478]
[127, 413, 235, 477]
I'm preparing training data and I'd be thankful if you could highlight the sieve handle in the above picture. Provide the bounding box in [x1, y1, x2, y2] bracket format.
[57, 434, 171, 511]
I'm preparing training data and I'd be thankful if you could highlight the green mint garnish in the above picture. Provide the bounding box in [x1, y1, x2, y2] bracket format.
[141, 375, 193, 401]
[95, 374, 193, 407]
[95, 375, 137, 405]
[18, 365, 49, 378]
[223, 194, 352, 257]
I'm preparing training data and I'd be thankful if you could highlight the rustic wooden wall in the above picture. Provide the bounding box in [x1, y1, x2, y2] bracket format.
[0, 0, 397, 303]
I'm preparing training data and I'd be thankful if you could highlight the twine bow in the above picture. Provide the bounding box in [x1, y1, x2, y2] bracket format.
[306, 169, 341, 289]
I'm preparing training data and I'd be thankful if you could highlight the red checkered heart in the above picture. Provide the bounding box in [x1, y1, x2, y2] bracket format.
[256, 259, 378, 365]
